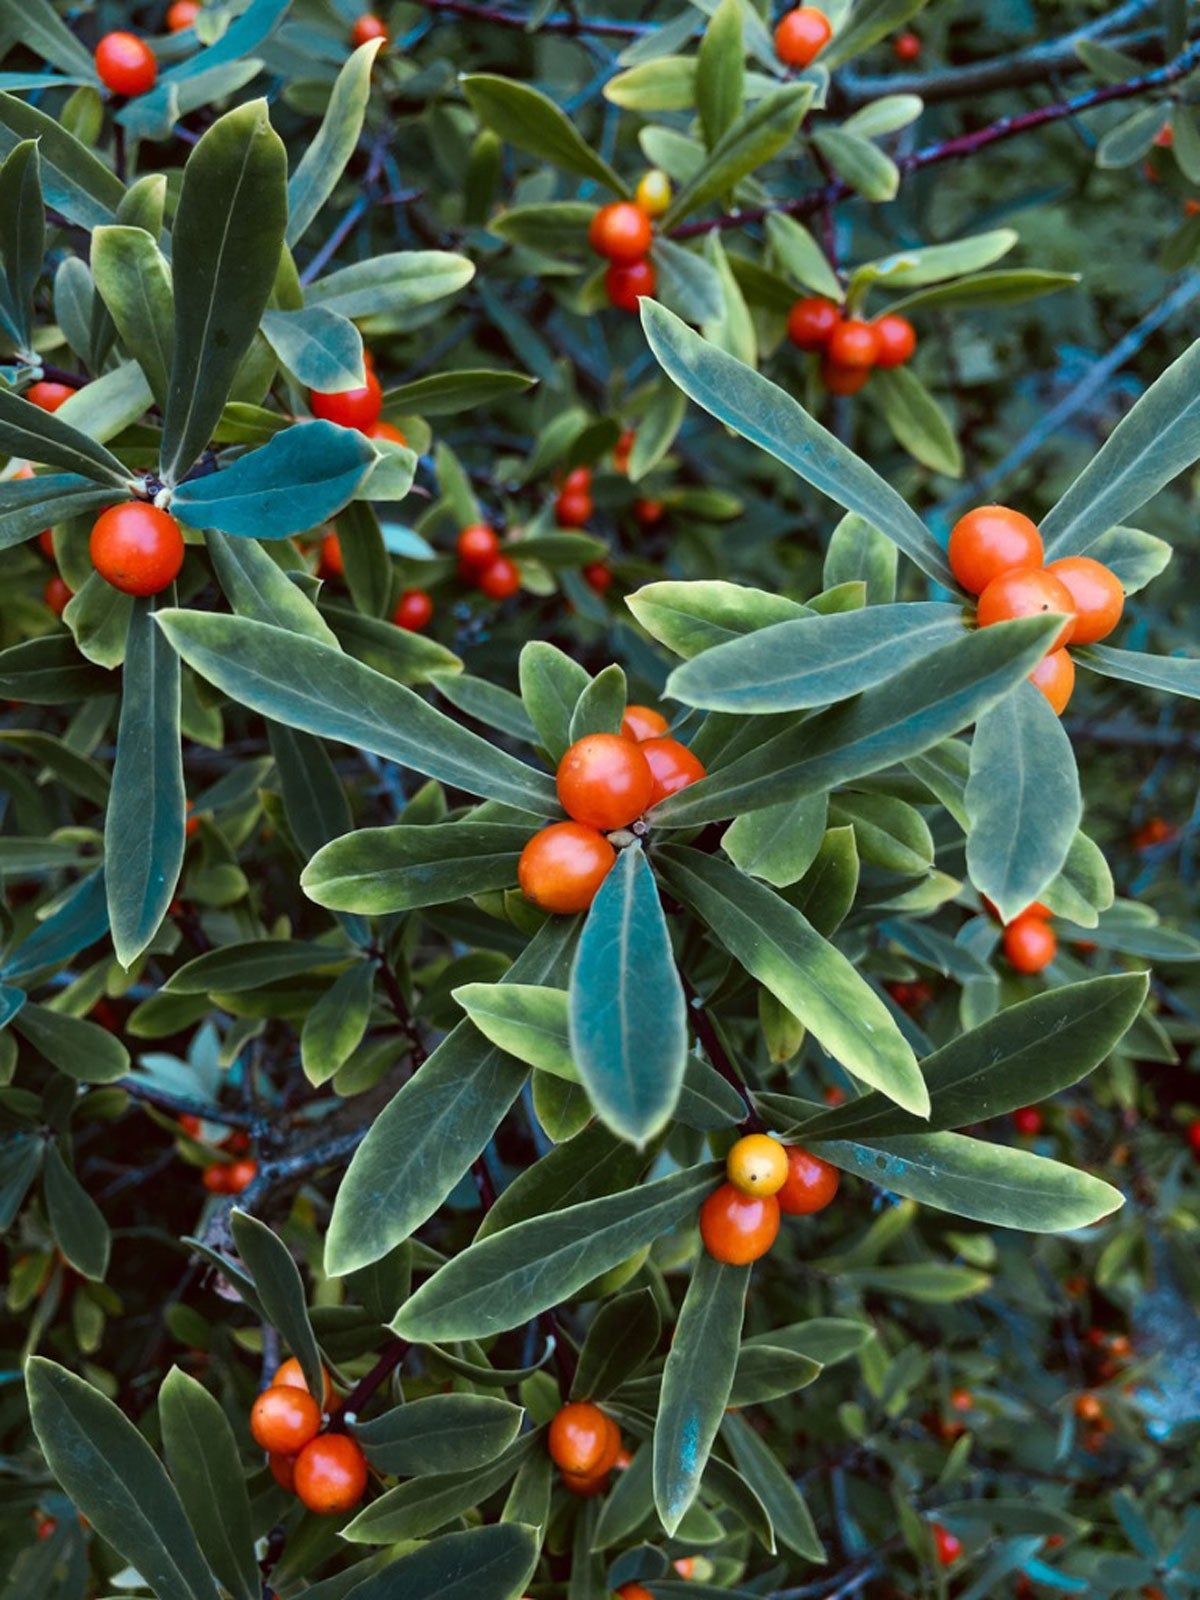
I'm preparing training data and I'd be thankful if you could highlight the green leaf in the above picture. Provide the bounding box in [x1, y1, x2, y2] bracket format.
[342, 1434, 537, 1544]
[1075, 643, 1200, 700]
[628, 380, 688, 481]
[838, 1262, 991, 1301]
[477, 1122, 646, 1241]
[723, 1410, 825, 1560]
[661, 848, 928, 1116]
[155, 611, 558, 815]
[2, 868, 109, 980]
[568, 663, 626, 741]
[393, 1162, 718, 1343]
[843, 94, 924, 138]
[572, 1287, 661, 1401]
[655, 236, 726, 324]
[461, 74, 626, 195]
[356, 1393, 524, 1475]
[1096, 104, 1166, 168]
[0, 386, 133, 488]
[852, 230, 1017, 293]
[0, 140, 42, 347]
[165, 940, 339, 994]
[830, 792, 932, 875]
[822, 0, 927, 66]
[0, 0, 97, 77]
[654, 1253, 748, 1534]
[0, 472, 121, 551]
[342, 1500, 538, 1592]
[728, 1342, 822, 1405]
[606, 56, 698, 113]
[668, 85, 811, 225]
[105, 597, 185, 969]
[884, 269, 1079, 317]
[43, 1143, 110, 1280]
[813, 127, 899, 201]
[433, 673, 537, 742]
[823, 513, 897, 604]
[260, 307, 365, 392]
[627, 578, 810, 658]
[873, 367, 963, 477]
[696, 0, 744, 151]
[723, 792, 828, 887]
[287, 38, 382, 245]
[12, 1002, 129, 1083]
[230, 1211, 325, 1404]
[766, 212, 843, 300]
[0, 92, 124, 229]
[174, 422, 373, 539]
[306, 251, 475, 319]
[519, 641, 590, 762]
[160, 101, 288, 485]
[301, 960, 374, 1086]
[569, 848, 687, 1144]
[1086, 525, 1171, 595]
[453, 983, 575, 1081]
[91, 226, 174, 408]
[0, 1134, 41, 1228]
[158, 1368, 259, 1600]
[641, 301, 954, 586]
[965, 682, 1081, 923]
[205, 529, 338, 645]
[26, 1358, 220, 1600]
[383, 369, 537, 417]
[304, 821, 528, 914]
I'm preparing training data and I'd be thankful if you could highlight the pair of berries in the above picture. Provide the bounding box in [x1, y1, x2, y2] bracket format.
[774, 6, 833, 67]
[518, 707, 706, 915]
[546, 1401, 622, 1495]
[948, 504, 1125, 714]
[982, 893, 1058, 974]
[787, 300, 917, 394]
[250, 1358, 368, 1515]
[94, 32, 157, 97]
[589, 202, 657, 312]
[456, 522, 520, 599]
[556, 465, 594, 529]
[700, 1134, 839, 1265]
[201, 1157, 257, 1194]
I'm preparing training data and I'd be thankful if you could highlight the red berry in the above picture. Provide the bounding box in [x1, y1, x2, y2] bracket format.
[632, 498, 665, 527]
[250, 1386, 322, 1456]
[1012, 1106, 1043, 1137]
[43, 575, 72, 616]
[787, 297, 841, 351]
[588, 202, 654, 264]
[478, 556, 520, 599]
[893, 30, 921, 62]
[557, 733, 654, 831]
[948, 506, 1044, 597]
[699, 1183, 780, 1264]
[89, 503, 185, 596]
[95, 32, 157, 96]
[821, 359, 870, 396]
[351, 13, 388, 47]
[318, 532, 343, 579]
[293, 1434, 369, 1515]
[457, 523, 500, 572]
[166, 1, 201, 30]
[641, 736, 706, 806]
[518, 822, 616, 915]
[827, 319, 880, 369]
[309, 370, 383, 432]
[872, 314, 917, 368]
[932, 1524, 962, 1567]
[25, 381, 75, 412]
[774, 6, 833, 68]
[776, 1146, 839, 1215]
[605, 258, 656, 312]
[556, 489, 593, 528]
[583, 563, 613, 594]
[393, 588, 433, 631]
[1003, 915, 1057, 974]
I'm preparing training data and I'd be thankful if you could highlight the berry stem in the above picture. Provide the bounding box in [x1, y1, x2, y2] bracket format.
[329, 1337, 409, 1429]
[369, 944, 427, 1067]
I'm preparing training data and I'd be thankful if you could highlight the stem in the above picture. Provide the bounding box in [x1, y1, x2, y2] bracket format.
[681, 976, 764, 1131]
[412, 0, 653, 37]
[117, 1078, 261, 1130]
[370, 945, 427, 1067]
[330, 1338, 408, 1428]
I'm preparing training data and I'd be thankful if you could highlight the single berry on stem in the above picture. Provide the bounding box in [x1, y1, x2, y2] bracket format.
[588, 202, 654, 264]
[726, 1134, 789, 1196]
[518, 822, 616, 914]
[947, 505, 1043, 596]
[872, 314, 917, 368]
[774, 6, 833, 67]
[700, 1183, 781, 1264]
[94, 32, 158, 96]
[777, 1146, 840, 1215]
[557, 733, 654, 831]
[457, 522, 500, 573]
[89, 503, 185, 597]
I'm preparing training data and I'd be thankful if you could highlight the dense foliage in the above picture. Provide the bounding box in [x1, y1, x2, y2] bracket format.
[2, 2, 1200, 1598]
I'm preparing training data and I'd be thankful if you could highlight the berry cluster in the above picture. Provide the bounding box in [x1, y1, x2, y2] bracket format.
[518, 708, 706, 915]
[249, 1358, 368, 1516]
[700, 1134, 839, 1265]
[546, 1400, 623, 1496]
[456, 521, 520, 599]
[180, 1114, 259, 1195]
[949, 505, 1125, 714]
[588, 173, 671, 312]
[555, 465, 594, 528]
[787, 299, 917, 395]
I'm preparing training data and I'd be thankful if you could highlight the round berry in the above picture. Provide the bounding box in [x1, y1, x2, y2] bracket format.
[43, 575, 72, 616]
[1187, 1120, 1200, 1154]
[588, 202, 654, 264]
[556, 732, 654, 831]
[89, 503, 185, 596]
[636, 169, 672, 217]
[774, 6, 833, 67]
[583, 563, 613, 594]
[94, 32, 158, 96]
[699, 1182, 780, 1264]
[562, 465, 592, 495]
[1003, 915, 1057, 974]
[777, 1146, 840, 1215]
[25, 380, 75, 412]
[518, 822, 616, 915]
[975, 567, 1076, 650]
[556, 489, 593, 528]
[827, 318, 880, 370]
[641, 736, 706, 806]
[319, 531, 344, 579]
[633, 497, 666, 527]
[202, 1163, 231, 1194]
[273, 1356, 333, 1409]
[369, 420, 407, 446]
[1028, 648, 1075, 715]
[1074, 1392, 1103, 1422]
[947, 506, 1043, 596]
[40, 525, 58, 558]
[351, 12, 388, 47]
[1012, 1106, 1043, 1136]
[293, 1433, 369, 1515]
[820, 358, 870, 396]
[166, 1, 201, 29]
[478, 555, 520, 599]
[617, 1587, 655, 1600]
[872, 314, 917, 368]
[605, 258, 656, 312]
[950, 1387, 972, 1413]
[225, 1158, 257, 1193]
[547, 1402, 620, 1478]
[310, 370, 383, 433]
[1043, 557, 1124, 644]
[786, 297, 840, 351]
[726, 1134, 789, 1197]
[932, 1523, 962, 1567]
[893, 29, 921, 61]
[250, 1386, 322, 1456]
[457, 522, 500, 572]
[621, 704, 668, 743]
[393, 588, 433, 632]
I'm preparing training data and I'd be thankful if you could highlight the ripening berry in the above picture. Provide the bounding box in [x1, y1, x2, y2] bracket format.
[25, 380, 75, 412]
[518, 822, 616, 914]
[90, 503, 185, 596]
[588, 202, 654, 264]
[166, 1, 200, 29]
[393, 589, 434, 632]
[250, 1386, 322, 1456]
[635, 169, 672, 217]
[1074, 1392, 1103, 1423]
[777, 1146, 840, 1215]
[774, 5, 833, 67]
[310, 370, 383, 432]
[1003, 915, 1057, 974]
[94, 32, 158, 96]
[293, 1433, 369, 1515]
[1029, 647, 1075, 714]
[872, 314, 917, 368]
[370, 420, 408, 446]
[557, 732, 654, 831]
[478, 555, 520, 599]
[826, 319, 880, 370]
[950, 1387, 973, 1413]
[1012, 1105, 1043, 1137]
[726, 1134, 789, 1197]
[1154, 123, 1174, 149]
[274, 1356, 334, 1409]
[700, 1182, 780, 1264]
[351, 12, 389, 47]
[556, 489, 593, 528]
[820, 359, 870, 396]
[318, 532, 343, 579]
[893, 29, 921, 61]
[621, 705, 667, 744]
[932, 1524, 962, 1567]
[786, 297, 840, 351]
[547, 1402, 621, 1478]
[642, 736, 706, 805]
[605, 258, 657, 312]
[947, 506, 1043, 596]
[673, 1557, 696, 1579]
[583, 562, 613, 594]
[43, 575, 72, 616]
[562, 465, 592, 495]
[975, 567, 1076, 650]
[269, 1452, 296, 1491]
[457, 522, 500, 573]
[178, 1114, 203, 1138]
[1044, 557, 1124, 644]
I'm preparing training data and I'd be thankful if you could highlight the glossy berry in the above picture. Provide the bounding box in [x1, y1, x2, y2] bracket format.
[319, 531, 344, 579]
[932, 1524, 962, 1566]
[562, 465, 592, 495]
[700, 1182, 780, 1264]
[457, 522, 500, 573]
[556, 489, 593, 528]
[310, 370, 383, 432]
[872, 314, 917, 368]
[583, 562, 613, 594]
[777, 1146, 840, 1215]
[727, 1134, 789, 1197]
[636, 169, 672, 217]
[478, 555, 520, 599]
[786, 297, 840, 351]
[547, 1402, 620, 1478]
[274, 1356, 333, 1409]
[1003, 915, 1057, 974]
[1029, 647, 1075, 714]
[369, 420, 407, 446]
[588, 202, 654, 264]
[94, 32, 158, 96]
[1154, 123, 1174, 148]
[605, 258, 656, 312]
[950, 1387, 973, 1413]
[827, 319, 880, 369]
[90, 503, 185, 596]
[518, 822, 616, 914]
[25, 380, 75, 412]
[893, 29, 921, 61]
[1012, 1106, 1043, 1137]
[1044, 556, 1124, 644]
[557, 733, 654, 831]
[821, 359, 870, 396]
[621, 704, 668, 743]
[43, 575, 72, 616]
[975, 567, 1076, 650]
[393, 589, 433, 632]
[947, 506, 1043, 596]
[166, 0, 200, 29]
[293, 1433, 369, 1515]
[774, 6, 833, 67]
[250, 1386, 322, 1456]
[351, 13, 389, 47]
[642, 736, 706, 806]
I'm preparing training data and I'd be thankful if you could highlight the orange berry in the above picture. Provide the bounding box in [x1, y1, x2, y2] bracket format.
[556, 489, 593, 528]
[774, 5, 833, 67]
[787, 297, 840, 351]
[1003, 916, 1057, 975]
[90, 503, 185, 596]
[827, 318, 879, 369]
[166, 0, 200, 29]
[273, 1356, 333, 1409]
[393, 588, 433, 631]
[202, 1163, 231, 1194]
[950, 1387, 972, 1413]
[518, 822, 616, 914]
[457, 523, 500, 572]
[94, 32, 157, 96]
[1154, 123, 1174, 148]
[621, 704, 668, 743]
[1043, 557, 1124, 644]
[820, 358, 870, 396]
[1074, 1393, 1103, 1423]
[932, 1523, 962, 1566]
[562, 1466, 610, 1495]
[310, 370, 383, 432]
[777, 1146, 840, 1215]
[872, 314, 917, 368]
[351, 12, 388, 47]
[613, 428, 636, 471]
[369, 420, 407, 446]
[605, 257, 656, 312]
[673, 1557, 696, 1578]
[1132, 816, 1175, 850]
[583, 562, 613, 594]
[727, 1134, 789, 1197]
[293, 1433, 368, 1515]
[25, 380, 75, 412]
[617, 1587, 655, 1600]
[226, 1159, 257, 1193]
[556, 733, 654, 831]
[250, 1386, 322, 1456]
[478, 555, 520, 599]
[947, 506, 1043, 596]
[1029, 648, 1075, 714]
[318, 531, 344, 579]
[588, 202, 654, 265]
[547, 1402, 620, 1478]
[699, 1182, 780, 1264]
[975, 567, 1076, 650]
[641, 736, 706, 806]
[43, 575, 72, 616]
[893, 29, 921, 61]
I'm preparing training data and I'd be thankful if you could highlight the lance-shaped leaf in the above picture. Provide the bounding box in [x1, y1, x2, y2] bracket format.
[156, 610, 559, 815]
[393, 1162, 719, 1343]
[158, 1369, 259, 1600]
[883, 268, 1080, 317]
[106, 597, 185, 969]
[43, 1143, 110, 1280]
[287, 38, 382, 246]
[164, 940, 341, 994]
[0, 91, 125, 227]
[383, 369, 536, 417]
[0, 387, 133, 487]
[340, 1519, 538, 1597]
[260, 307, 365, 392]
[301, 959, 373, 1086]
[666, 84, 812, 224]
[13, 1003, 128, 1082]
[160, 101, 288, 485]
[172, 422, 373, 539]
[0, 0, 98, 77]
[26, 1358, 221, 1600]
[628, 578, 811, 658]
[0, 140, 43, 348]
[654, 1252, 748, 1534]
[356, 1393, 524, 1476]
[306, 250, 475, 319]
[461, 74, 627, 195]
[204, 528, 338, 645]
[569, 847, 687, 1145]
[2, 867, 109, 981]
[723, 1410, 825, 1559]
[91, 225, 174, 408]
[453, 983, 575, 1081]
[230, 1211, 324, 1402]
[572, 1287, 661, 1402]
[662, 848, 928, 1116]
[303, 821, 529, 914]
[640, 298, 954, 586]
[0, 472, 121, 550]
[1075, 643, 1200, 700]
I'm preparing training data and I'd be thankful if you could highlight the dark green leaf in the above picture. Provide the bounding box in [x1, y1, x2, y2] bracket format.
[230, 1210, 325, 1403]
[383, 369, 537, 417]
[173, 422, 374, 539]
[344, 1501, 538, 1591]
[43, 1143, 110, 1280]
[462, 74, 626, 195]
[304, 822, 529, 914]
[287, 38, 382, 246]
[14, 1002, 129, 1083]
[356, 1393, 524, 1476]
[260, 307, 365, 392]
[91, 225, 174, 408]
[1075, 643, 1200, 700]
[159, 1368, 259, 1600]
[573, 1288, 661, 1401]
[722, 1411, 824, 1559]
[0, 91, 124, 228]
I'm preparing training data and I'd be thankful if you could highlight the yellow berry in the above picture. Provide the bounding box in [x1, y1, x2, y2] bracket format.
[635, 169, 672, 218]
[726, 1134, 789, 1197]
